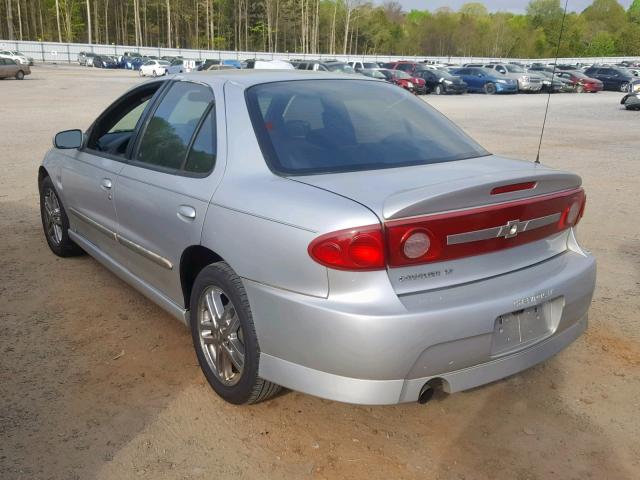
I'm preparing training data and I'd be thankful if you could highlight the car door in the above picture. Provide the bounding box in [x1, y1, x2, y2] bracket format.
[115, 80, 225, 306]
[60, 81, 165, 262]
[595, 69, 611, 88]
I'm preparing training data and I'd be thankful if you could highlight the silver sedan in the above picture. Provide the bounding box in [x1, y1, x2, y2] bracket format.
[38, 71, 596, 405]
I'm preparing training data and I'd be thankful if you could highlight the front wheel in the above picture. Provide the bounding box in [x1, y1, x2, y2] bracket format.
[435, 84, 443, 95]
[620, 82, 630, 93]
[15, 70, 24, 80]
[39, 176, 84, 257]
[484, 82, 496, 95]
[575, 84, 584, 93]
[152, 70, 157, 77]
[190, 262, 281, 405]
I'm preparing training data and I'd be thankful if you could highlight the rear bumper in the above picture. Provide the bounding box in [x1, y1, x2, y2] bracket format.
[247, 244, 596, 405]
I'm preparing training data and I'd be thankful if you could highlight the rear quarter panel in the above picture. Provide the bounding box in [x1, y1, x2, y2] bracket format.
[201, 81, 379, 298]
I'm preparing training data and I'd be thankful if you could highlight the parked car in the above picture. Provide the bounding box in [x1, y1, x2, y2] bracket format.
[358, 68, 388, 80]
[450, 67, 518, 94]
[583, 66, 635, 92]
[376, 68, 418, 93]
[38, 70, 596, 406]
[0, 50, 34, 66]
[414, 69, 467, 95]
[621, 91, 640, 110]
[382, 61, 428, 76]
[528, 70, 567, 93]
[242, 59, 294, 70]
[482, 63, 543, 92]
[85, 53, 97, 67]
[348, 60, 383, 72]
[203, 64, 237, 71]
[554, 71, 603, 93]
[120, 51, 143, 69]
[93, 55, 118, 69]
[139, 59, 170, 77]
[0, 57, 30, 79]
[296, 60, 356, 73]
[130, 56, 150, 71]
[166, 58, 185, 74]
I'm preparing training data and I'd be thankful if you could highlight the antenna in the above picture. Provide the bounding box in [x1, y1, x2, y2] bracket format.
[535, 0, 570, 164]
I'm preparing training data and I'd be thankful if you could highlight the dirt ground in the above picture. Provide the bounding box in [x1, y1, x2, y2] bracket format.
[1, 65, 639, 480]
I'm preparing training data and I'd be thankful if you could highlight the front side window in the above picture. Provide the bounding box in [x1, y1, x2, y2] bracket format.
[87, 82, 163, 157]
[246, 79, 488, 175]
[136, 82, 213, 170]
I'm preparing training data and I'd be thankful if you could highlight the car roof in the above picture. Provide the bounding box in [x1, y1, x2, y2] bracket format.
[179, 69, 367, 87]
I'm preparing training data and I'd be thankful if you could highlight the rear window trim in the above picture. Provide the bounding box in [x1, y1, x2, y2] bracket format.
[244, 78, 490, 177]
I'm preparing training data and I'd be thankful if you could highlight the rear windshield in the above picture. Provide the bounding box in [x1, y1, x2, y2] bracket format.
[245, 79, 488, 175]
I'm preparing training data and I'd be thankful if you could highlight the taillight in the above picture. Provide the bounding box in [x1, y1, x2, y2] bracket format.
[309, 188, 586, 271]
[308, 225, 385, 271]
[561, 194, 586, 228]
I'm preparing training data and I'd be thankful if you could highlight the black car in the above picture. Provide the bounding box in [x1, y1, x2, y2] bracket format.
[414, 69, 467, 94]
[583, 67, 634, 92]
[93, 55, 118, 68]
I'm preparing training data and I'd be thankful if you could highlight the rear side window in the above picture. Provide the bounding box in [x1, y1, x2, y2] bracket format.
[136, 82, 213, 170]
[184, 109, 216, 173]
[246, 79, 488, 175]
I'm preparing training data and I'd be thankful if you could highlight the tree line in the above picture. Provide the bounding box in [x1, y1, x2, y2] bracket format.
[2, 0, 640, 58]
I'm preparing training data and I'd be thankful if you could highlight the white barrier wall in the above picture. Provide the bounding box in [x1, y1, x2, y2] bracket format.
[1, 39, 639, 66]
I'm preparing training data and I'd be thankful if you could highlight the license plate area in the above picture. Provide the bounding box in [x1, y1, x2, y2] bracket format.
[491, 297, 564, 357]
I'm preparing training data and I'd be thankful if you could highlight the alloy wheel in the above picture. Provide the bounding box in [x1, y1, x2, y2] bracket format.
[620, 82, 630, 93]
[197, 286, 245, 386]
[43, 189, 63, 245]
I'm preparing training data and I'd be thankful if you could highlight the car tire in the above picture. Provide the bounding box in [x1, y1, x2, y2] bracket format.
[484, 82, 496, 95]
[152, 70, 157, 77]
[15, 70, 24, 80]
[190, 262, 281, 405]
[39, 176, 84, 258]
[139, 69, 143, 77]
[435, 84, 443, 95]
[575, 84, 584, 93]
[620, 82, 630, 93]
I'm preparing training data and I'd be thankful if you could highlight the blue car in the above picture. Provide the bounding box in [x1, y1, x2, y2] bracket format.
[450, 67, 518, 94]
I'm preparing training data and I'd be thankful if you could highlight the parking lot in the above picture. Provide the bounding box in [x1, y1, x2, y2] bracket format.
[1, 64, 639, 480]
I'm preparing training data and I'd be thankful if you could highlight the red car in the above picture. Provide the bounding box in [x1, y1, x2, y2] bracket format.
[556, 71, 603, 93]
[377, 68, 425, 94]
[383, 61, 428, 94]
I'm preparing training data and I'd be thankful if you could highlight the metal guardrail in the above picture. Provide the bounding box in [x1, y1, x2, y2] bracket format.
[2, 39, 639, 66]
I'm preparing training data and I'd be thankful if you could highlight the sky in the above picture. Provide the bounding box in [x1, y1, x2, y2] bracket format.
[390, 0, 633, 14]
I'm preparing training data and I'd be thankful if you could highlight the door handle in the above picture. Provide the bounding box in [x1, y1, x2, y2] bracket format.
[177, 205, 196, 221]
[101, 178, 112, 190]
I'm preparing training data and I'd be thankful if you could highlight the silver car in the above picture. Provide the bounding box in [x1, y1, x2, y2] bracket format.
[484, 63, 544, 92]
[38, 71, 596, 405]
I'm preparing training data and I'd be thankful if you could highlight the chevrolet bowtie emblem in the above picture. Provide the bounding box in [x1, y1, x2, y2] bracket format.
[446, 213, 562, 246]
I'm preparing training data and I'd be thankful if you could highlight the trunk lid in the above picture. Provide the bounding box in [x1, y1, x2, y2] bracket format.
[294, 155, 582, 294]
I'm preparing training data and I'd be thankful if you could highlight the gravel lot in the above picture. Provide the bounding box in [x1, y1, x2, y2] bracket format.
[1, 64, 639, 480]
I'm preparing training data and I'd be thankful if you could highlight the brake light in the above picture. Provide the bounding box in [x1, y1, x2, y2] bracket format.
[308, 225, 385, 270]
[490, 181, 536, 195]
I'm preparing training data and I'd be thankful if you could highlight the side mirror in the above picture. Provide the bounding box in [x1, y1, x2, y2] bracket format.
[54, 129, 83, 149]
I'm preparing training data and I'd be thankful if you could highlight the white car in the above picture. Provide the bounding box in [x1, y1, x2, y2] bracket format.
[0, 50, 33, 66]
[139, 59, 170, 77]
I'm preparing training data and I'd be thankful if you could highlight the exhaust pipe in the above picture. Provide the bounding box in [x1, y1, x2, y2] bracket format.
[418, 379, 442, 405]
